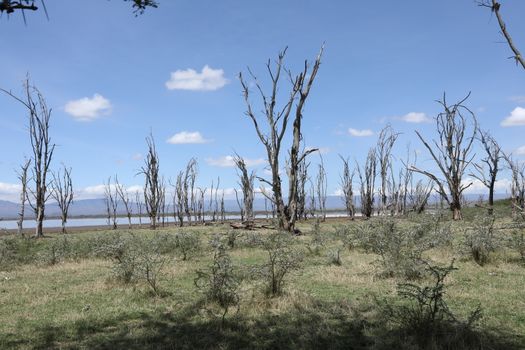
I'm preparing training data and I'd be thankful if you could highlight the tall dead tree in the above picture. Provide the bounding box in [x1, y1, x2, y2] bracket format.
[1, 80, 55, 238]
[182, 158, 197, 225]
[504, 153, 525, 217]
[479, 1, 525, 70]
[174, 171, 185, 227]
[469, 130, 502, 215]
[233, 154, 255, 222]
[357, 148, 377, 218]
[115, 177, 133, 229]
[316, 158, 327, 222]
[140, 134, 161, 229]
[377, 125, 399, 215]
[296, 157, 310, 220]
[411, 93, 477, 220]
[51, 165, 73, 234]
[16, 158, 31, 236]
[239, 45, 323, 232]
[135, 190, 143, 228]
[104, 177, 118, 230]
[339, 156, 355, 219]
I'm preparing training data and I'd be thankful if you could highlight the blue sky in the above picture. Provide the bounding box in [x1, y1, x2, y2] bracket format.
[1, 0, 524, 201]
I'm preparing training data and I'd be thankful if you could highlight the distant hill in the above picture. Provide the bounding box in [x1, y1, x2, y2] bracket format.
[0, 194, 510, 220]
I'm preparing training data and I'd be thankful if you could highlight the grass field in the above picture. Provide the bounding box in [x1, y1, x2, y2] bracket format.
[1, 204, 524, 349]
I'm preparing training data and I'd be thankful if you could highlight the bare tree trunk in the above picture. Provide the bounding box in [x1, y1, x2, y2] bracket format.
[411, 93, 477, 220]
[16, 159, 31, 236]
[316, 157, 327, 222]
[140, 134, 161, 229]
[339, 156, 355, 220]
[115, 177, 133, 229]
[377, 125, 399, 215]
[357, 148, 377, 219]
[135, 190, 143, 228]
[239, 45, 324, 232]
[233, 154, 255, 222]
[470, 130, 501, 216]
[51, 165, 74, 234]
[1, 80, 56, 238]
[104, 177, 118, 230]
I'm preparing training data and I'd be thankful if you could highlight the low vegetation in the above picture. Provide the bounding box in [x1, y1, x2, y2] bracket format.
[0, 205, 524, 349]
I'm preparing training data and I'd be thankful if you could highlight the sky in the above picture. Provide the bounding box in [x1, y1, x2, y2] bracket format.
[0, 0, 524, 202]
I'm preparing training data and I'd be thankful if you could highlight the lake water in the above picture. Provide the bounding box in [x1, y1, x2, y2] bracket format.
[0, 212, 352, 230]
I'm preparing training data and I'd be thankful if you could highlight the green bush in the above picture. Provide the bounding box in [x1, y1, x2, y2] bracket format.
[463, 216, 498, 266]
[195, 235, 240, 323]
[174, 231, 201, 261]
[259, 232, 303, 296]
[380, 260, 483, 349]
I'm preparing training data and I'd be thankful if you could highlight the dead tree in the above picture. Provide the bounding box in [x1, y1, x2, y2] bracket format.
[479, 0, 525, 70]
[197, 187, 206, 224]
[104, 177, 118, 230]
[234, 189, 244, 221]
[376, 125, 399, 215]
[158, 177, 166, 227]
[182, 158, 197, 225]
[174, 171, 185, 227]
[51, 165, 73, 234]
[140, 134, 161, 229]
[504, 153, 525, 217]
[469, 130, 502, 215]
[411, 93, 477, 220]
[1, 80, 55, 238]
[239, 45, 324, 232]
[16, 158, 31, 236]
[296, 157, 310, 220]
[115, 177, 133, 229]
[316, 158, 327, 222]
[357, 148, 377, 218]
[233, 154, 255, 222]
[339, 156, 355, 219]
[135, 190, 143, 228]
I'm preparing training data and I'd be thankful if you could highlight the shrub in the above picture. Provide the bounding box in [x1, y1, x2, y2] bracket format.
[225, 230, 242, 249]
[174, 231, 201, 261]
[259, 232, 303, 296]
[327, 247, 342, 266]
[381, 260, 483, 349]
[195, 235, 240, 323]
[306, 220, 326, 256]
[39, 235, 72, 265]
[463, 216, 498, 266]
[510, 231, 525, 263]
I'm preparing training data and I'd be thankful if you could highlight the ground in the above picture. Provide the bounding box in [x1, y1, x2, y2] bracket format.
[0, 204, 524, 349]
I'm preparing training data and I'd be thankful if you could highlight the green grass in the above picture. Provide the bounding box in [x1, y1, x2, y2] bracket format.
[0, 213, 524, 349]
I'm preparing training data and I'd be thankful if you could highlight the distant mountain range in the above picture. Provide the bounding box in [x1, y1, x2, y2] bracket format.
[0, 193, 510, 221]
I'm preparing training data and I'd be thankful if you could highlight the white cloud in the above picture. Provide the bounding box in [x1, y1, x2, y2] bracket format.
[64, 94, 112, 122]
[167, 131, 212, 144]
[76, 184, 143, 200]
[206, 156, 266, 168]
[132, 153, 143, 161]
[0, 182, 22, 201]
[516, 145, 525, 156]
[165, 65, 228, 91]
[501, 107, 525, 127]
[399, 112, 431, 123]
[348, 128, 374, 137]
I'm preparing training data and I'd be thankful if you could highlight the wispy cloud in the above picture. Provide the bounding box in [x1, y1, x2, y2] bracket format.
[0, 182, 22, 201]
[167, 131, 212, 144]
[165, 65, 228, 91]
[206, 156, 266, 167]
[348, 128, 374, 137]
[501, 107, 525, 127]
[64, 94, 112, 122]
[516, 145, 525, 156]
[399, 112, 431, 123]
